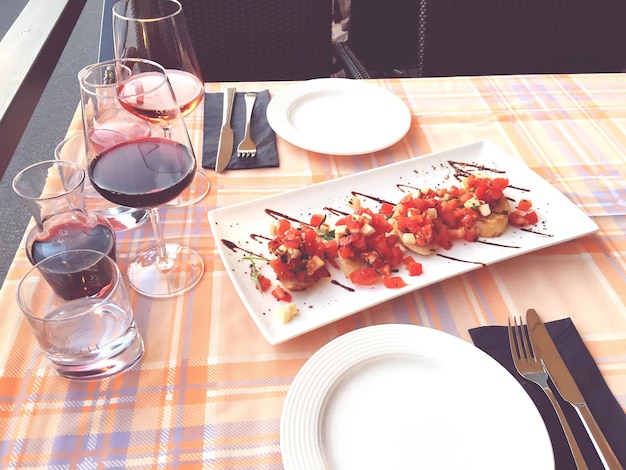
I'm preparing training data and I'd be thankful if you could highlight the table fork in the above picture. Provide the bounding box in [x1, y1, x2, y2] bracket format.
[508, 316, 588, 470]
[237, 92, 257, 157]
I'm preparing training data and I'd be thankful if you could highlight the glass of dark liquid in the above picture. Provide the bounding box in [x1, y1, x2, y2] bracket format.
[112, 0, 210, 207]
[12, 159, 117, 299]
[80, 58, 205, 298]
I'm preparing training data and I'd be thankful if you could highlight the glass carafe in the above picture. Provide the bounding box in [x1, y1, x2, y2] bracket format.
[12, 160, 117, 266]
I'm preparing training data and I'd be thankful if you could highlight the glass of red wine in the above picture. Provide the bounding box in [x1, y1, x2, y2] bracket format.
[112, 0, 210, 207]
[81, 58, 204, 298]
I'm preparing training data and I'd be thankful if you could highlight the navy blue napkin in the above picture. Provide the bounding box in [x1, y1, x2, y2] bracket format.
[201, 90, 279, 170]
[469, 319, 626, 470]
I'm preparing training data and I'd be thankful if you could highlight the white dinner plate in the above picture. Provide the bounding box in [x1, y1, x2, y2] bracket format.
[266, 78, 411, 155]
[281, 324, 554, 470]
[207, 140, 598, 345]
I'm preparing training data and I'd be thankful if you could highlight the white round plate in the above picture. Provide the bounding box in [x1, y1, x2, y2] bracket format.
[281, 324, 554, 470]
[266, 78, 411, 155]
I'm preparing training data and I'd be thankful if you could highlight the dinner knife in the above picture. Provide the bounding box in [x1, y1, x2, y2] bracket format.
[526, 308, 623, 470]
[215, 86, 236, 172]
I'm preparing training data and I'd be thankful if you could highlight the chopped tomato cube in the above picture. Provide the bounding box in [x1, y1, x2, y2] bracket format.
[380, 202, 394, 217]
[275, 219, 291, 235]
[516, 199, 532, 211]
[310, 213, 326, 227]
[255, 274, 271, 292]
[349, 267, 381, 286]
[271, 285, 292, 302]
[403, 255, 423, 276]
[508, 210, 538, 227]
[383, 276, 408, 288]
[524, 210, 538, 225]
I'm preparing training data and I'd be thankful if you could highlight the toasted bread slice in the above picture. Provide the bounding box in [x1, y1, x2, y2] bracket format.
[277, 274, 316, 292]
[475, 194, 509, 238]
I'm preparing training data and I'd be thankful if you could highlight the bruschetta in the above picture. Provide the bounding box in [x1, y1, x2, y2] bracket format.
[335, 195, 404, 285]
[392, 175, 511, 254]
[267, 219, 337, 291]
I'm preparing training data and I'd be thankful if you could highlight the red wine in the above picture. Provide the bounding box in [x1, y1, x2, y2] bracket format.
[40, 251, 116, 301]
[89, 137, 196, 208]
[166, 69, 204, 117]
[29, 220, 117, 300]
[30, 220, 116, 264]
[117, 72, 180, 125]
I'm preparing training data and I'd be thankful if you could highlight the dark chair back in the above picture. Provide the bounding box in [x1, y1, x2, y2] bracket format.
[347, 0, 420, 75]
[418, 0, 626, 76]
[179, 0, 334, 82]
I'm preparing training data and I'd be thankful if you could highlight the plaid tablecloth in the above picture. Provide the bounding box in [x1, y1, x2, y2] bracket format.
[0, 74, 624, 468]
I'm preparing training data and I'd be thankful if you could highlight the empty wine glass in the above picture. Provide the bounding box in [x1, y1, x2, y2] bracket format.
[112, 0, 210, 207]
[81, 58, 204, 298]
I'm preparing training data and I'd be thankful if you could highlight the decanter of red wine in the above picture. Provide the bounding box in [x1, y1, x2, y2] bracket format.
[12, 160, 117, 298]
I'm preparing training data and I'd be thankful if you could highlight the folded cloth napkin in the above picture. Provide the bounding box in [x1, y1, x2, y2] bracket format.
[201, 90, 279, 170]
[469, 319, 626, 470]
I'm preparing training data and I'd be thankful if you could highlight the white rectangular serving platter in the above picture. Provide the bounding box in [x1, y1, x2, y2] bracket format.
[208, 140, 598, 344]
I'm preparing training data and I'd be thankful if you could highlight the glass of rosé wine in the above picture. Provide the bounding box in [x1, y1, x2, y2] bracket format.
[80, 58, 204, 298]
[112, 0, 209, 207]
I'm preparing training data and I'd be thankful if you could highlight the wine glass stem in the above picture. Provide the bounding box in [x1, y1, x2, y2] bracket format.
[162, 126, 172, 139]
[148, 207, 173, 270]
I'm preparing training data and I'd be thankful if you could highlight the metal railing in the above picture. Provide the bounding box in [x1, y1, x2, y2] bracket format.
[0, 0, 87, 181]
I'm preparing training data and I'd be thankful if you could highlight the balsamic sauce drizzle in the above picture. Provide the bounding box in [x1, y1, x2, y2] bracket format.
[397, 184, 420, 193]
[331, 280, 355, 292]
[250, 234, 271, 243]
[324, 207, 348, 217]
[351, 191, 395, 206]
[477, 240, 521, 249]
[264, 208, 310, 227]
[521, 228, 553, 237]
[436, 253, 485, 266]
[221, 239, 268, 260]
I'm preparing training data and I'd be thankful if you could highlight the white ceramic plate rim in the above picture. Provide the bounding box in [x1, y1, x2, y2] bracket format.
[266, 78, 411, 155]
[280, 324, 555, 470]
[207, 140, 598, 345]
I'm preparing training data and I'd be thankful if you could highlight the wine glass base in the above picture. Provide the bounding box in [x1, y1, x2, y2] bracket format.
[97, 206, 150, 231]
[166, 171, 211, 207]
[128, 243, 204, 298]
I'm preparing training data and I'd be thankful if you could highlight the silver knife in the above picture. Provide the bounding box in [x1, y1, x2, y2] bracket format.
[215, 86, 236, 172]
[526, 308, 623, 470]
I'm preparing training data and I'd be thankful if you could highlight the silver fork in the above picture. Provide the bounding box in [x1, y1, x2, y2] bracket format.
[508, 316, 588, 470]
[237, 92, 257, 157]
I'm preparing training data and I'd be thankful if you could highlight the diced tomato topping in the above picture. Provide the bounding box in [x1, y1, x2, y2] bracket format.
[256, 274, 271, 292]
[383, 276, 408, 288]
[403, 255, 424, 276]
[380, 202, 394, 217]
[309, 213, 326, 227]
[339, 245, 355, 259]
[275, 219, 291, 235]
[509, 210, 538, 227]
[271, 285, 292, 302]
[349, 267, 381, 286]
[491, 177, 509, 190]
[516, 199, 532, 211]
[268, 223, 339, 286]
[524, 210, 538, 225]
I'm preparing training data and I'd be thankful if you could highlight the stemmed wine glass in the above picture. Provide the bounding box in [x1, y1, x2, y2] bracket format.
[112, 0, 209, 207]
[82, 58, 204, 298]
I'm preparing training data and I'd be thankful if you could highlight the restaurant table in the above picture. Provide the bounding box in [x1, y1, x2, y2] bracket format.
[0, 74, 625, 468]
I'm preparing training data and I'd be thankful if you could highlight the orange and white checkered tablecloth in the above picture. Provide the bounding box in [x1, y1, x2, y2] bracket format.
[0, 74, 624, 468]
